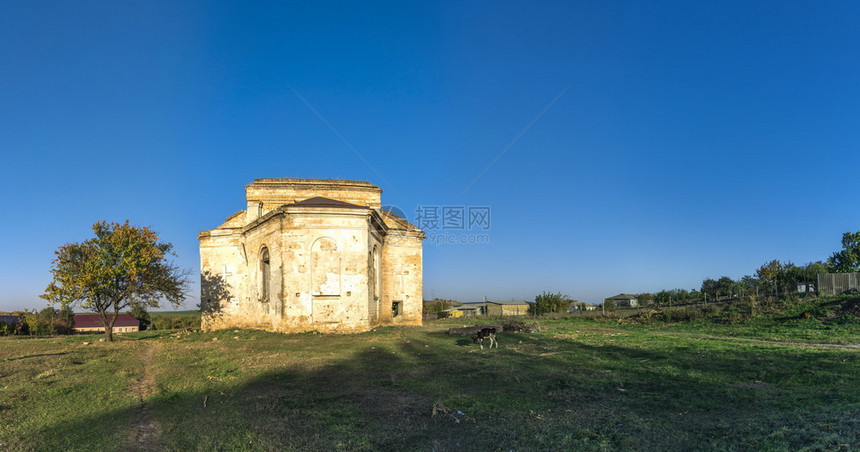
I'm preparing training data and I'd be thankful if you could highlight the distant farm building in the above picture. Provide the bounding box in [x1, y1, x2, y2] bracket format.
[817, 272, 860, 296]
[569, 303, 597, 312]
[443, 300, 532, 317]
[72, 314, 140, 333]
[443, 303, 486, 318]
[486, 300, 531, 316]
[605, 294, 639, 308]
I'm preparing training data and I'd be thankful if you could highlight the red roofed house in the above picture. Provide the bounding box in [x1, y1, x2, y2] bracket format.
[73, 314, 140, 334]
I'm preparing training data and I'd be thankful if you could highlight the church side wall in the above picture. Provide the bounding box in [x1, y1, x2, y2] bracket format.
[199, 230, 245, 331]
[380, 235, 423, 326]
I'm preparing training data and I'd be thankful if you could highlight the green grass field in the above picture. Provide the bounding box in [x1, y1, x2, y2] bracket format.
[1, 311, 857, 451]
[148, 310, 201, 318]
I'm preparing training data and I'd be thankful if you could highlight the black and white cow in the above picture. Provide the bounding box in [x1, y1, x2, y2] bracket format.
[472, 327, 498, 349]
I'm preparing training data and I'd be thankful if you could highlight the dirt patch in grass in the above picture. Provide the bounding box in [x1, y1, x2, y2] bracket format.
[123, 344, 161, 451]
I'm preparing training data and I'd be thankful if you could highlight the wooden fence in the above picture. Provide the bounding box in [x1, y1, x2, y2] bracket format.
[817, 272, 860, 295]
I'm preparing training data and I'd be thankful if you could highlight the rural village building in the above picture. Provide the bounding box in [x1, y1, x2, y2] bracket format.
[199, 178, 425, 333]
[72, 314, 140, 333]
[486, 300, 531, 316]
[604, 293, 639, 308]
[443, 303, 486, 318]
[443, 300, 532, 317]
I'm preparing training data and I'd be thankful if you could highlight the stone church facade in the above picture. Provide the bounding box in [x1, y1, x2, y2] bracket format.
[199, 178, 424, 333]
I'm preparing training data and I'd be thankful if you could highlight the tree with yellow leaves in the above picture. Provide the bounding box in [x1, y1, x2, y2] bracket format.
[41, 221, 188, 341]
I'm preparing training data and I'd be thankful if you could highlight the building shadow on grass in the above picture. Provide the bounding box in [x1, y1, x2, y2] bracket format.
[2, 352, 68, 362]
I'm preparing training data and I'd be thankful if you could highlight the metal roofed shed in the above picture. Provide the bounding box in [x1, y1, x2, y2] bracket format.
[604, 294, 639, 308]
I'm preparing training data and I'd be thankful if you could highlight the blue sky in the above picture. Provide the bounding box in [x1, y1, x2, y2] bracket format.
[2, 1, 859, 310]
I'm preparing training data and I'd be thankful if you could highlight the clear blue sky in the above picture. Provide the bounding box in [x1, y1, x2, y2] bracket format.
[2, 1, 859, 311]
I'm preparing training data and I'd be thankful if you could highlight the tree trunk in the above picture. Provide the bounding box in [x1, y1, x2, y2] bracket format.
[101, 309, 119, 342]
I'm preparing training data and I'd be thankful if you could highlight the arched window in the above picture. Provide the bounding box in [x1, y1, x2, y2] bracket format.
[260, 247, 270, 302]
[311, 237, 340, 296]
[372, 245, 380, 300]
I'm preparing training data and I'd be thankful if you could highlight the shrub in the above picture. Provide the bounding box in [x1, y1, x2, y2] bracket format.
[603, 299, 616, 312]
[700, 304, 722, 317]
[23, 308, 63, 336]
[130, 304, 152, 330]
[502, 319, 540, 333]
[529, 292, 572, 315]
[423, 299, 459, 318]
[152, 314, 200, 331]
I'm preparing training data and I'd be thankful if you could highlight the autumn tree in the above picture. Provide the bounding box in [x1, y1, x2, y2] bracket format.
[756, 260, 783, 296]
[23, 307, 58, 336]
[41, 221, 188, 341]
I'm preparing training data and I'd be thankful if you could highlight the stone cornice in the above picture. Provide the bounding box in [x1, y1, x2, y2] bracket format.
[247, 178, 381, 193]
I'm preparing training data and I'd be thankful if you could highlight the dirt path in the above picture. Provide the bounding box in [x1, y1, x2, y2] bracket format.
[124, 343, 161, 451]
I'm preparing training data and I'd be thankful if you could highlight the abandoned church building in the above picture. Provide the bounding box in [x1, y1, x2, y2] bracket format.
[199, 178, 425, 333]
